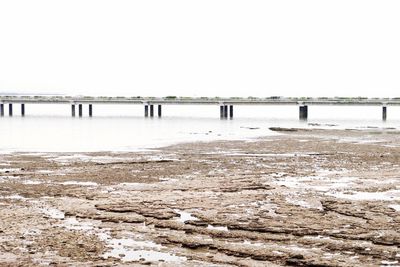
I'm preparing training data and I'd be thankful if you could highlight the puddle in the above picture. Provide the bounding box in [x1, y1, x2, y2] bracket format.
[0, 194, 26, 200]
[116, 183, 155, 191]
[160, 178, 179, 183]
[34, 204, 187, 264]
[51, 154, 127, 164]
[174, 210, 199, 223]
[100, 233, 186, 263]
[63, 217, 94, 230]
[36, 170, 55, 174]
[381, 260, 399, 266]
[144, 155, 180, 162]
[0, 168, 20, 173]
[303, 235, 335, 241]
[60, 181, 98, 186]
[242, 240, 264, 247]
[174, 210, 228, 232]
[104, 249, 186, 262]
[23, 180, 43, 185]
[104, 237, 162, 249]
[389, 204, 400, 211]
[285, 197, 323, 210]
[39, 207, 65, 219]
[327, 190, 400, 201]
[275, 176, 357, 192]
[207, 225, 229, 231]
[0, 176, 21, 183]
[225, 153, 299, 157]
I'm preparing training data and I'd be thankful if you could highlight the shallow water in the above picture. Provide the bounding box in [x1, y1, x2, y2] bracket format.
[1, 104, 400, 152]
[174, 210, 200, 223]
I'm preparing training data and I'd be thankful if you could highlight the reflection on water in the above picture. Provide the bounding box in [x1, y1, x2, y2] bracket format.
[1, 104, 400, 152]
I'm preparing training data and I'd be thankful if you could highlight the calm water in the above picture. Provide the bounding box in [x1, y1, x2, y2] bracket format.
[1, 104, 400, 152]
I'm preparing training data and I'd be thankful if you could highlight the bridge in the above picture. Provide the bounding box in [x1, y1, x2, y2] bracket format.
[0, 96, 398, 120]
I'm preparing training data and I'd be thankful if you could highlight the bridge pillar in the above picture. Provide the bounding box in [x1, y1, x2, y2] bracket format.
[158, 105, 162, 117]
[223, 105, 228, 118]
[299, 105, 308, 120]
[9, 104, 13, 117]
[0, 104, 4, 116]
[144, 105, 149, 117]
[78, 104, 83, 117]
[89, 104, 93, 117]
[21, 104, 25, 117]
[71, 104, 76, 117]
[382, 106, 387, 121]
[220, 105, 229, 119]
[150, 105, 154, 117]
[229, 105, 233, 118]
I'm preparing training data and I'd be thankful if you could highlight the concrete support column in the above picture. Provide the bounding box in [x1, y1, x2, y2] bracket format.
[220, 105, 229, 119]
[144, 105, 149, 117]
[158, 105, 162, 117]
[299, 105, 308, 120]
[78, 104, 83, 117]
[150, 105, 154, 117]
[223, 105, 228, 118]
[71, 104, 76, 117]
[89, 104, 93, 117]
[383, 106, 387, 121]
[8, 104, 13, 116]
[21, 104, 25, 117]
[229, 105, 233, 118]
[0, 104, 4, 117]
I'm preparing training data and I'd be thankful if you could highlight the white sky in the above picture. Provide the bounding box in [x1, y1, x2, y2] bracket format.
[0, 0, 399, 97]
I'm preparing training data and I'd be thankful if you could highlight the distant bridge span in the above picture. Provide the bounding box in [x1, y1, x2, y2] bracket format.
[0, 96, 397, 120]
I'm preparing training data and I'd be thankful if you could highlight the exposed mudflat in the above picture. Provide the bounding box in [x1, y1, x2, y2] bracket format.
[1, 128, 400, 266]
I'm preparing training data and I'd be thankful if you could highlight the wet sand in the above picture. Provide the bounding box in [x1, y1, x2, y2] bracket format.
[1, 128, 400, 266]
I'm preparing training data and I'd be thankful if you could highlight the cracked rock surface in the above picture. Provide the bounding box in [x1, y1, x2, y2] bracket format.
[1, 128, 400, 266]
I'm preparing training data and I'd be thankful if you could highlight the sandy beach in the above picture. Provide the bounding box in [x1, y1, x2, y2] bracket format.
[1, 128, 400, 266]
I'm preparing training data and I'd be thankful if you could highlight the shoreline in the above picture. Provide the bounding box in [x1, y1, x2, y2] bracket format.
[1, 128, 400, 266]
[2, 125, 400, 155]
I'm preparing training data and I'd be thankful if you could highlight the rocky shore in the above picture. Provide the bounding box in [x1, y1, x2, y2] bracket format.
[1, 128, 400, 266]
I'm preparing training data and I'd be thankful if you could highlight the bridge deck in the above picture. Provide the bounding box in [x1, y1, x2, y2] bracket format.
[0, 96, 399, 105]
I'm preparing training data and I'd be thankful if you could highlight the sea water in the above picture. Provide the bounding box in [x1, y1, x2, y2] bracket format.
[1, 104, 400, 152]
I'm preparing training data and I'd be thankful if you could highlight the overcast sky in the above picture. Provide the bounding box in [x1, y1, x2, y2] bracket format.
[0, 0, 399, 97]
